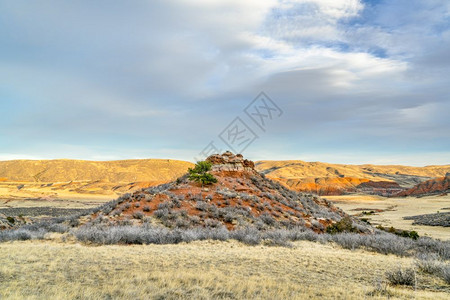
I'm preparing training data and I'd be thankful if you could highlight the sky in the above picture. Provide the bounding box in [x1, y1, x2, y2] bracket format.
[0, 0, 449, 165]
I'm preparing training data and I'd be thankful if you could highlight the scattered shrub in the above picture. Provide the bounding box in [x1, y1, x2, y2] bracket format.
[158, 202, 173, 210]
[367, 278, 393, 297]
[0, 228, 46, 242]
[230, 227, 261, 245]
[326, 217, 357, 234]
[259, 212, 275, 226]
[204, 218, 220, 228]
[440, 264, 450, 284]
[415, 253, 442, 274]
[133, 212, 144, 219]
[195, 201, 208, 212]
[154, 208, 170, 219]
[143, 206, 151, 212]
[377, 225, 419, 240]
[362, 211, 375, 215]
[385, 266, 415, 286]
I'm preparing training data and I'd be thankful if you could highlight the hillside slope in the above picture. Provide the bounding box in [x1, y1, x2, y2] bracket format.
[0, 159, 193, 183]
[395, 173, 450, 197]
[1, 158, 449, 197]
[255, 160, 450, 195]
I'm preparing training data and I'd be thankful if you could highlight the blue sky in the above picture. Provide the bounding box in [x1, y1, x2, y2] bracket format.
[0, 0, 449, 165]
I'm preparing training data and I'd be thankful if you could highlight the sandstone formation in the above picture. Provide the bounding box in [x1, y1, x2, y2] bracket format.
[206, 151, 256, 173]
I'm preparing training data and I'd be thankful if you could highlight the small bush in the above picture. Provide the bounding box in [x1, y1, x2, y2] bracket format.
[133, 212, 144, 219]
[230, 227, 261, 245]
[171, 198, 182, 208]
[134, 203, 140, 208]
[440, 264, 450, 284]
[158, 202, 173, 210]
[377, 225, 420, 240]
[386, 266, 415, 286]
[326, 217, 357, 234]
[196, 201, 209, 211]
[143, 206, 151, 212]
[367, 278, 393, 297]
[204, 218, 220, 228]
[362, 211, 375, 215]
[0, 228, 47, 242]
[415, 253, 442, 274]
[6, 216, 15, 224]
[259, 212, 275, 226]
[154, 208, 170, 219]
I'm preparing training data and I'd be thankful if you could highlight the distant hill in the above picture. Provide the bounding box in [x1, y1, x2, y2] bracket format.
[395, 173, 450, 197]
[1, 158, 449, 197]
[0, 159, 193, 183]
[255, 160, 450, 195]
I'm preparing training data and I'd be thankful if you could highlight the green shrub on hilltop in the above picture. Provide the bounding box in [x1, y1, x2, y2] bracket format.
[188, 161, 217, 186]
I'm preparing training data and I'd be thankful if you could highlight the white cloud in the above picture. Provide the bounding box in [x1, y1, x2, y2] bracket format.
[0, 0, 449, 164]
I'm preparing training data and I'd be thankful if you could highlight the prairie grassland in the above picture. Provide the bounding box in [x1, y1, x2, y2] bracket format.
[0, 239, 448, 299]
[327, 194, 450, 240]
[0, 181, 115, 210]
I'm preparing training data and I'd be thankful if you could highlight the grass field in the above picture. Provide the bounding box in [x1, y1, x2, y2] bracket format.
[0, 239, 449, 299]
[0, 181, 116, 209]
[327, 194, 450, 240]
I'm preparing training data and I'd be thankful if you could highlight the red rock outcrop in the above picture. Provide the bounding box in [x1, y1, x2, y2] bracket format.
[395, 173, 450, 197]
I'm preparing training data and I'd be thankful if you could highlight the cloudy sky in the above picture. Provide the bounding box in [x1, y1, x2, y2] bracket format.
[1, 0, 449, 165]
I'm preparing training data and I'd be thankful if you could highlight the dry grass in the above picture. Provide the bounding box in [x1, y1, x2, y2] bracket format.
[256, 160, 450, 181]
[0, 159, 192, 182]
[328, 194, 450, 240]
[0, 181, 114, 210]
[0, 239, 448, 299]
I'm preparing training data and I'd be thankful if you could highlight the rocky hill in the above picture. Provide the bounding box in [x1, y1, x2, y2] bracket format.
[395, 173, 450, 197]
[81, 152, 359, 233]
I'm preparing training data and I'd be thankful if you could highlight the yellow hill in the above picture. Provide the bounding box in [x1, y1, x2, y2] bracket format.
[1, 158, 449, 198]
[255, 160, 450, 194]
[255, 160, 450, 180]
[0, 159, 193, 183]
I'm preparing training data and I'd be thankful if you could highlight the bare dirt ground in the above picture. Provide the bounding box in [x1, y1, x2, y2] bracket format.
[0, 239, 448, 299]
[327, 194, 450, 240]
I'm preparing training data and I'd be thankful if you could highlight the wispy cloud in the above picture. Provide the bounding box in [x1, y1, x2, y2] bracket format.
[0, 0, 449, 165]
